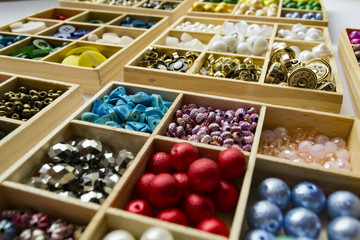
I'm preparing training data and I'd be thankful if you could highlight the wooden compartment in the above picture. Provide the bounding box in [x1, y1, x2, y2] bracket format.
[0, 7, 169, 94]
[59, 0, 196, 23]
[188, 0, 328, 26]
[0, 19, 60, 34]
[0, 73, 84, 175]
[124, 16, 343, 114]
[338, 28, 360, 117]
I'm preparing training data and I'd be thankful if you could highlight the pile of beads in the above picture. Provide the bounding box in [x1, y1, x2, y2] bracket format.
[272, 42, 331, 61]
[81, 86, 172, 133]
[120, 17, 157, 29]
[210, 33, 268, 56]
[95, 0, 139, 6]
[27, 138, 135, 204]
[221, 21, 273, 37]
[0, 35, 26, 49]
[104, 227, 174, 240]
[352, 44, 360, 66]
[245, 178, 360, 239]
[126, 144, 247, 237]
[348, 30, 360, 44]
[200, 54, 262, 82]
[62, 46, 107, 68]
[165, 103, 258, 151]
[142, 0, 178, 10]
[0, 87, 62, 121]
[234, 0, 279, 17]
[259, 127, 351, 172]
[87, 32, 134, 46]
[9, 39, 68, 60]
[277, 23, 323, 41]
[175, 21, 221, 33]
[0, 209, 86, 239]
[165, 33, 206, 50]
[9, 21, 47, 34]
[283, 0, 321, 10]
[203, 0, 238, 4]
[192, 2, 233, 13]
[51, 24, 92, 39]
[284, 11, 323, 20]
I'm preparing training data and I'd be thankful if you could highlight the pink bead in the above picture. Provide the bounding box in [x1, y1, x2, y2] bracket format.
[336, 159, 352, 171]
[298, 140, 312, 153]
[315, 134, 329, 145]
[273, 127, 288, 139]
[292, 158, 305, 164]
[336, 149, 350, 161]
[349, 30, 360, 40]
[280, 149, 296, 160]
[310, 144, 326, 159]
[324, 141, 338, 154]
[261, 130, 275, 141]
[331, 137, 347, 148]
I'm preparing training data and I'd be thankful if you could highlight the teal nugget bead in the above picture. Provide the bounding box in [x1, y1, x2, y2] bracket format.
[163, 100, 173, 108]
[145, 107, 164, 118]
[109, 86, 126, 99]
[96, 103, 113, 116]
[140, 113, 147, 123]
[105, 121, 123, 128]
[127, 121, 147, 131]
[140, 125, 152, 133]
[125, 124, 135, 131]
[95, 114, 111, 124]
[113, 105, 132, 122]
[103, 95, 110, 103]
[119, 94, 132, 103]
[134, 104, 147, 113]
[91, 99, 103, 113]
[116, 99, 127, 106]
[147, 115, 161, 131]
[81, 112, 99, 123]
[128, 109, 141, 122]
[128, 102, 136, 108]
[109, 109, 121, 123]
[150, 94, 164, 110]
[131, 92, 150, 105]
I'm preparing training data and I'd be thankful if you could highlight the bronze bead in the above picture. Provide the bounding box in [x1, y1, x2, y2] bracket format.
[56, 90, 63, 95]
[14, 101, 24, 112]
[21, 109, 32, 118]
[31, 108, 40, 115]
[20, 93, 30, 103]
[0, 111, 5, 116]
[11, 113, 20, 120]
[29, 90, 38, 97]
[19, 86, 28, 93]
[38, 91, 47, 100]
[33, 101, 43, 109]
[43, 98, 53, 106]
[30, 95, 39, 104]
[23, 104, 31, 109]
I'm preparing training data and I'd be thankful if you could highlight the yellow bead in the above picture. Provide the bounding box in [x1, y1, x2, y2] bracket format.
[78, 51, 107, 68]
[204, 3, 215, 12]
[192, 2, 204, 11]
[66, 46, 100, 57]
[62, 55, 80, 66]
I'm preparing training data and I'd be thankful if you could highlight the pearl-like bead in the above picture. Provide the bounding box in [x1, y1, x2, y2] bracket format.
[283, 207, 321, 238]
[310, 144, 326, 159]
[103, 230, 136, 240]
[327, 216, 360, 240]
[335, 148, 350, 161]
[324, 141, 338, 154]
[244, 229, 274, 240]
[327, 191, 360, 219]
[279, 150, 296, 160]
[331, 137, 346, 148]
[140, 227, 174, 240]
[257, 178, 291, 210]
[298, 140, 312, 153]
[291, 182, 326, 213]
[315, 134, 329, 145]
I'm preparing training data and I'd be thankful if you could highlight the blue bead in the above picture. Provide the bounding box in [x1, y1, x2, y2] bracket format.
[128, 109, 141, 122]
[96, 103, 114, 116]
[113, 105, 132, 122]
[116, 99, 127, 106]
[328, 216, 360, 240]
[105, 121, 123, 128]
[103, 95, 110, 103]
[307, 12, 315, 18]
[73, 29, 89, 37]
[140, 125, 152, 133]
[81, 112, 99, 123]
[284, 207, 321, 238]
[150, 94, 164, 110]
[109, 109, 121, 123]
[147, 115, 161, 131]
[140, 113, 147, 123]
[163, 100, 172, 108]
[246, 200, 283, 234]
[285, 13, 292, 18]
[132, 20, 146, 28]
[91, 98, 103, 113]
[109, 86, 126, 99]
[292, 12, 301, 18]
[125, 124, 135, 131]
[125, 16, 132, 24]
[15, 35, 26, 41]
[119, 94, 132, 104]
[315, 13, 323, 20]
[127, 121, 147, 131]
[134, 104, 147, 113]
[128, 102, 136, 108]
[302, 14, 311, 19]
[54, 32, 71, 39]
[244, 229, 274, 240]
[121, 23, 132, 27]
[145, 107, 164, 118]
[291, 182, 326, 213]
[327, 190, 360, 219]
[94, 114, 111, 124]
[131, 92, 150, 105]
[147, 22, 157, 28]
[257, 178, 291, 210]
[0, 220, 16, 240]
[108, 97, 119, 105]
[0, 44, 4, 49]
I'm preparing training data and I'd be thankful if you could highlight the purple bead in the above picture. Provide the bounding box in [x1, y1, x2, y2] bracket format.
[232, 132, 243, 143]
[0, 210, 16, 220]
[251, 113, 259, 123]
[182, 109, 190, 115]
[207, 112, 216, 123]
[351, 39, 360, 44]
[220, 131, 232, 139]
[211, 131, 221, 137]
[189, 135, 199, 142]
[235, 108, 246, 120]
[185, 124, 193, 134]
[209, 123, 220, 132]
[215, 115, 222, 125]
[224, 138, 234, 146]
[244, 135, 254, 144]
[250, 122, 257, 132]
[247, 107, 256, 114]
[224, 110, 235, 121]
[168, 122, 177, 136]
[197, 129, 207, 137]
[242, 130, 253, 136]
[176, 117, 185, 127]
[175, 110, 182, 118]
[349, 30, 360, 40]
[222, 124, 231, 132]
[182, 114, 191, 123]
[29, 213, 51, 230]
[187, 103, 197, 109]
[190, 108, 199, 119]
[12, 210, 31, 232]
[199, 107, 207, 113]
[201, 135, 212, 144]
[241, 122, 251, 131]
[176, 126, 184, 137]
[195, 113, 205, 123]
[192, 125, 201, 134]
[243, 144, 252, 151]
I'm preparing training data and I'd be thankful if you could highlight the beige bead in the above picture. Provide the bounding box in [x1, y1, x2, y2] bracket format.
[256, 9, 266, 16]
[245, 9, 256, 15]
[267, 11, 277, 17]
[239, 3, 250, 13]
[269, 3, 278, 9]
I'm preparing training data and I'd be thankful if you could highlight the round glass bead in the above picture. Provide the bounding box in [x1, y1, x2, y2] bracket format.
[243, 229, 274, 240]
[291, 181, 326, 213]
[327, 191, 360, 219]
[327, 216, 360, 240]
[283, 207, 321, 238]
[257, 178, 291, 210]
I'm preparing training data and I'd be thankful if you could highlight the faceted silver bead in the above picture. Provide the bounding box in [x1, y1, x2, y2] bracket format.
[48, 142, 74, 163]
[100, 152, 117, 168]
[103, 173, 120, 194]
[80, 191, 105, 204]
[27, 177, 48, 190]
[76, 139, 102, 156]
[81, 172, 101, 192]
[57, 191, 77, 198]
[39, 163, 52, 176]
[48, 164, 76, 186]
[116, 149, 135, 167]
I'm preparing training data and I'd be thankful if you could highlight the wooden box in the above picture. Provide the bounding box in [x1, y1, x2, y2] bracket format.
[0, 81, 358, 240]
[124, 16, 343, 114]
[59, 0, 195, 23]
[188, 0, 328, 26]
[0, 7, 168, 94]
[0, 72, 84, 175]
[338, 28, 360, 116]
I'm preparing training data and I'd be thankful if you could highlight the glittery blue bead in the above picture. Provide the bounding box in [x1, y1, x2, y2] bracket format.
[283, 207, 321, 238]
[291, 181, 326, 213]
[327, 216, 360, 240]
[0, 219, 17, 240]
[315, 13, 323, 20]
[285, 13, 292, 18]
[257, 178, 291, 210]
[247, 200, 283, 234]
[244, 229, 274, 240]
[307, 12, 315, 18]
[292, 12, 301, 18]
[327, 190, 360, 219]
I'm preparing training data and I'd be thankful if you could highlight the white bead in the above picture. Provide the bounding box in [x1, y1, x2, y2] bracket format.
[252, 36, 268, 56]
[223, 34, 238, 52]
[235, 21, 248, 35]
[331, 137, 347, 148]
[273, 42, 287, 49]
[246, 35, 257, 47]
[292, 158, 305, 163]
[87, 33, 99, 42]
[273, 127, 287, 138]
[291, 23, 307, 34]
[12, 21, 46, 34]
[103, 230, 136, 240]
[299, 50, 315, 62]
[312, 43, 331, 58]
[298, 140, 312, 153]
[119, 36, 134, 45]
[236, 42, 252, 55]
[311, 144, 326, 159]
[165, 36, 179, 47]
[324, 141, 338, 154]
[209, 40, 227, 52]
[280, 149, 297, 160]
[190, 38, 205, 50]
[336, 149, 350, 161]
[305, 31, 323, 41]
[180, 33, 193, 42]
[247, 24, 261, 36]
[140, 227, 174, 240]
[315, 134, 329, 145]
[10, 22, 23, 29]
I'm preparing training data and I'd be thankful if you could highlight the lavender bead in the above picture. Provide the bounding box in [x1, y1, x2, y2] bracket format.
[243, 144, 252, 151]
[192, 125, 201, 134]
[211, 131, 221, 137]
[195, 113, 205, 123]
[176, 126, 185, 137]
[189, 135, 199, 142]
[187, 103, 197, 109]
[222, 124, 231, 132]
[235, 108, 246, 120]
[209, 123, 220, 132]
[221, 131, 232, 139]
[224, 110, 235, 121]
[224, 138, 234, 146]
[232, 132, 243, 143]
[247, 107, 256, 114]
[201, 135, 212, 144]
[215, 109, 223, 116]
[242, 130, 253, 136]
[190, 108, 199, 119]
[177, 117, 185, 127]
[207, 112, 216, 123]
[251, 113, 259, 122]
[244, 135, 254, 144]
[199, 127, 209, 134]
[215, 115, 222, 124]
[241, 122, 251, 130]
[197, 129, 207, 137]
[182, 114, 191, 123]
[199, 106, 207, 113]
[168, 122, 177, 136]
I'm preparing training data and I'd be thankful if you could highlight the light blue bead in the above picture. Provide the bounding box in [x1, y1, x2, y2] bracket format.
[109, 86, 126, 99]
[96, 103, 114, 116]
[0, 220, 17, 240]
[315, 13, 323, 20]
[128, 109, 141, 122]
[291, 182, 326, 213]
[91, 98, 103, 113]
[257, 178, 291, 210]
[327, 190, 360, 219]
[128, 102, 136, 108]
[292, 12, 301, 18]
[0, 44, 4, 49]
[140, 125, 152, 133]
[150, 94, 164, 111]
[95, 114, 111, 125]
[116, 99, 127, 106]
[108, 97, 119, 105]
[113, 105, 132, 122]
[109, 109, 121, 123]
[244, 229, 274, 240]
[15, 36, 26, 41]
[247, 200, 283, 234]
[119, 94, 132, 104]
[328, 216, 360, 240]
[125, 124, 135, 131]
[145, 107, 164, 118]
[285, 13, 292, 18]
[307, 12, 315, 18]
[302, 14, 311, 19]
[131, 92, 150, 105]
[284, 207, 321, 238]
[103, 95, 110, 103]
[132, 20, 146, 28]
[134, 104, 147, 113]
[81, 112, 99, 123]
[140, 113, 147, 123]
[127, 121, 147, 131]
[105, 121, 123, 128]
[163, 100, 172, 108]
[147, 115, 161, 131]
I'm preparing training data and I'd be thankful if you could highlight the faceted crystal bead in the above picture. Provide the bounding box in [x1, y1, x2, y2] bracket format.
[27, 177, 48, 190]
[48, 164, 76, 186]
[80, 191, 105, 204]
[103, 173, 120, 194]
[76, 139, 102, 156]
[48, 142, 74, 163]
[116, 149, 135, 167]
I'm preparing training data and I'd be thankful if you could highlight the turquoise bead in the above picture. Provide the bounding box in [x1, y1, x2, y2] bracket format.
[113, 105, 132, 121]
[127, 121, 147, 131]
[95, 114, 111, 124]
[109, 87, 126, 99]
[116, 99, 127, 106]
[145, 107, 164, 118]
[150, 94, 164, 111]
[91, 99, 103, 113]
[109, 109, 121, 123]
[103, 95, 110, 103]
[132, 20, 147, 28]
[81, 112, 99, 123]
[125, 125, 135, 131]
[140, 113, 147, 123]
[105, 121, 123, 128]
[147, 115, 161, 131]
[134, 104, 147, 113]
[131, 92, 150, 105]
[97, 103, 113, 116]
[128, 102, 136, 108]
[128, 109, 141, 122]
[119, 94, 132, 103]
[140, 125, 152, 133]
[163, 100, 172, 108]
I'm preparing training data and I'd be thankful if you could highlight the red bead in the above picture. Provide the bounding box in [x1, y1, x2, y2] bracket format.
[156, 209, 189, 226]
[12, 210, 31, 231]
[125, 199, 154, 217]
[148, 173, 181, 209]
[183, 193, 215, 226]
[147, 152, 172, 174]
[188, 158, 221, 192]
[213, 179, 240, 212]
[134, 173, 155, 200]
[173, 172, 192, 197]
[217, 148, 247, 179]
[197, 217, 230, 237]
[29, 213, 51, 230]
[170, 142, 200, 171]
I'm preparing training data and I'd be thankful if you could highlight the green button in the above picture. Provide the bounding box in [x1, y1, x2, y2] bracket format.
[10, 45, 34, 57]
[33, 39, 52, 49]
[88, 20, 105, 24]
[29, 48, 52, 58]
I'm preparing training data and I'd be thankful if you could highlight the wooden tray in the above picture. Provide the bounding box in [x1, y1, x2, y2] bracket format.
[0, 72, 84, 175]
[188, 0, 328, 26]
[0, 81, 358, 240]
[338, 28, 360, 116]
[0, 7, 169, 94]
[124, 16, 343, 114]
[59, 0, 195, 23]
